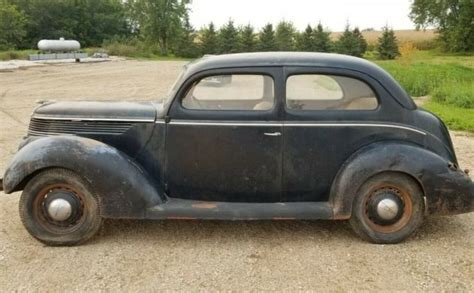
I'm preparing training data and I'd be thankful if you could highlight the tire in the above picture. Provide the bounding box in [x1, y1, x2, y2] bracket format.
[349, 172, 424, 244]
[19, 168, 102, 246]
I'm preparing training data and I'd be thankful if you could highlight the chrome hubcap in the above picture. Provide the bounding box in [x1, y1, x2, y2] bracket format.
[47, 198, 73, 221]
[376, 198, 400, 221]
[367, 188, 405, 226]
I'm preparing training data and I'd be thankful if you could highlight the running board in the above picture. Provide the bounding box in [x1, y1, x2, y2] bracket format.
[146, 198, 334, 220]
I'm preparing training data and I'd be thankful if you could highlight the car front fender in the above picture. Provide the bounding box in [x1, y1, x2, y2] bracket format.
[330, 142, 474, 219]
[3, 136, 165, 218]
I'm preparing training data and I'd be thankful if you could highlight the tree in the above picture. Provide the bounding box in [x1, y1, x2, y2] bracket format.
[410, 0, 474, 52]
[257, 23, 277, 51]
[7, 0, 130, 48]
[74, 0, 130, 47]
[335, 25, 364, 57]
[275, 21, 296, 51]
[313, 23, 333, 52]
[240, 24, 256, 52]
[0, 2, 27, 50]
[127, 0, 190, 55]
[199, 22, 218, 55]
[353, 27, 368, 55]
[377, 26, 400, 60]
[217, 20, 240, 53]
[173, 13, 199, 58]
[9, 0, 78, 48]
[296, 25, 313, 51]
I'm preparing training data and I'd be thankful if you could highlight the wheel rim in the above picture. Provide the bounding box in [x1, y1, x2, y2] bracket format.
[363, 185, 413, 234]
[32, 184, 86, 234]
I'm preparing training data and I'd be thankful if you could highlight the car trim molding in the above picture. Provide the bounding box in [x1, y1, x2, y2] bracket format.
[32, 115, 155, 123]
[163, 120, 427, 135]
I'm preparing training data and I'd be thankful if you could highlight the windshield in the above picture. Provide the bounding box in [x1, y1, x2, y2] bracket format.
[162, 67, 187, 108]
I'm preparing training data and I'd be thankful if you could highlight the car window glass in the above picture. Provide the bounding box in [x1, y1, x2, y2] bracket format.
[286, 74, 378, 110]
[182, 74, 274, 111]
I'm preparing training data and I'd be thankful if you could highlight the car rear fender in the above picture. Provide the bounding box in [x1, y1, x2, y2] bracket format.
[329, 142, 473, 219]
[2, 136, 165, 218]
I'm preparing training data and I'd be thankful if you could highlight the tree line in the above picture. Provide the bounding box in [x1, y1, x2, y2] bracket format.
[0, 0, 471, 58]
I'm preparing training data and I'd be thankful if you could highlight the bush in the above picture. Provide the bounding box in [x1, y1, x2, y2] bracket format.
[102, 41, 139, 57]
[0, 50, 33, 60]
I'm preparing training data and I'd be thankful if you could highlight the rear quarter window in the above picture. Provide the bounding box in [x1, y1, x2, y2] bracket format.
[286, 74, 378, 110]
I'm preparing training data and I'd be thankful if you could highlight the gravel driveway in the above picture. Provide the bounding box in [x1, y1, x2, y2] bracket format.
[0, 60, 472, 291]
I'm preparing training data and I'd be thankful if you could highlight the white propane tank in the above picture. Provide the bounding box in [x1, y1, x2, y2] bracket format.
[37, 38, 81, 52]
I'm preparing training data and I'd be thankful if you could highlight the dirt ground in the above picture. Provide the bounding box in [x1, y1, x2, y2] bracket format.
[0, 60, 473, 291]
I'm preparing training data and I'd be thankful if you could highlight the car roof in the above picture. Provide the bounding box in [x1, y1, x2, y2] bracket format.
[183, 52, 416, 110]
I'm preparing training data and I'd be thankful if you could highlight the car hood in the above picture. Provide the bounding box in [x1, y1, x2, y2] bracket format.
[32, 101, 159, 122]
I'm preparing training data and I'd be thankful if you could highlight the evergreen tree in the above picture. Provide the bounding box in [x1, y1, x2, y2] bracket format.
[275, 21, 296, 51]
[257, 23, 277, 51]
[353, 27, 368, 55]
[240, 24, 256, 52]
[173, 13, 200, 58]
[296, 25, 313, 51]
[377, 26, 400, 60]
[199, 22, 218, 55]
[217, 19, 240, 53]
[335, 25, 363, 57]
[313, 23, 333, 52]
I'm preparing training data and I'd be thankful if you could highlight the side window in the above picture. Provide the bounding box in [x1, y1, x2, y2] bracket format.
[286, 74, 378, 110]
[182, 74, 274, 111]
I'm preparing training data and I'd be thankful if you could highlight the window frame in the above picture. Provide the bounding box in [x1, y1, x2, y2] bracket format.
[168, 67, 284, 121]
[182, 73, 276, 110]
[285, 71, 380, 112]
[283, 66, 386, 121]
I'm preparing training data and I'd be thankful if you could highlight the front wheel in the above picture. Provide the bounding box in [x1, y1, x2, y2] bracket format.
[349, 173, 425, 244]
[19, 168, 102, 246]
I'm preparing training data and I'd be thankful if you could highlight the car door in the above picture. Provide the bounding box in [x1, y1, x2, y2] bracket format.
[165, 67, 283, 203]
[282, 67, 398, 202]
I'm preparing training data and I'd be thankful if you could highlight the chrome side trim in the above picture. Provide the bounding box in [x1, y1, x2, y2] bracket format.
[170, 121, 281, 127]
[168, 121, 427, 135]
[284, 123, 427, 135]
[32, 115, 155, 123]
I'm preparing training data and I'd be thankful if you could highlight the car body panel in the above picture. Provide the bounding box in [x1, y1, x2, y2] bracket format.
[3, 136, 164, 218]
[2, 52, 472, 220]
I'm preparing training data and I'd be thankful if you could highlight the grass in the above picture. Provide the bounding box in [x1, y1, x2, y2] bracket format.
[423, 101, 474, 132]
[375, 51, 474, 132]
[377, 61, 474, 97]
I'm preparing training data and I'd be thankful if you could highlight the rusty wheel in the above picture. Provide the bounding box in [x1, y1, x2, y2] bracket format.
[349, 173, 424, 244]
[19, 168, 102, 246]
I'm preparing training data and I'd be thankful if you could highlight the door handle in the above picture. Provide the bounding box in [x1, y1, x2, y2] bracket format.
[264, 132, 282, 137]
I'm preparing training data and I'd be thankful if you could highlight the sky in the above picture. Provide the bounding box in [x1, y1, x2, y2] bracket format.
[189, 0, 416, 32]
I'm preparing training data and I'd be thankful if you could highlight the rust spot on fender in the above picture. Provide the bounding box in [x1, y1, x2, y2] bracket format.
[192, 203, 218, 209]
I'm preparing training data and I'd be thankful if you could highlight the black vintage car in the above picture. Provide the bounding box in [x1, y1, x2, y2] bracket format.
[1, 52, 473, 245]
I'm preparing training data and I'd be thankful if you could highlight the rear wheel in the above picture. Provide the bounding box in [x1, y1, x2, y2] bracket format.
[349, 173, 424, 244]
[19, 168, 102, 246]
